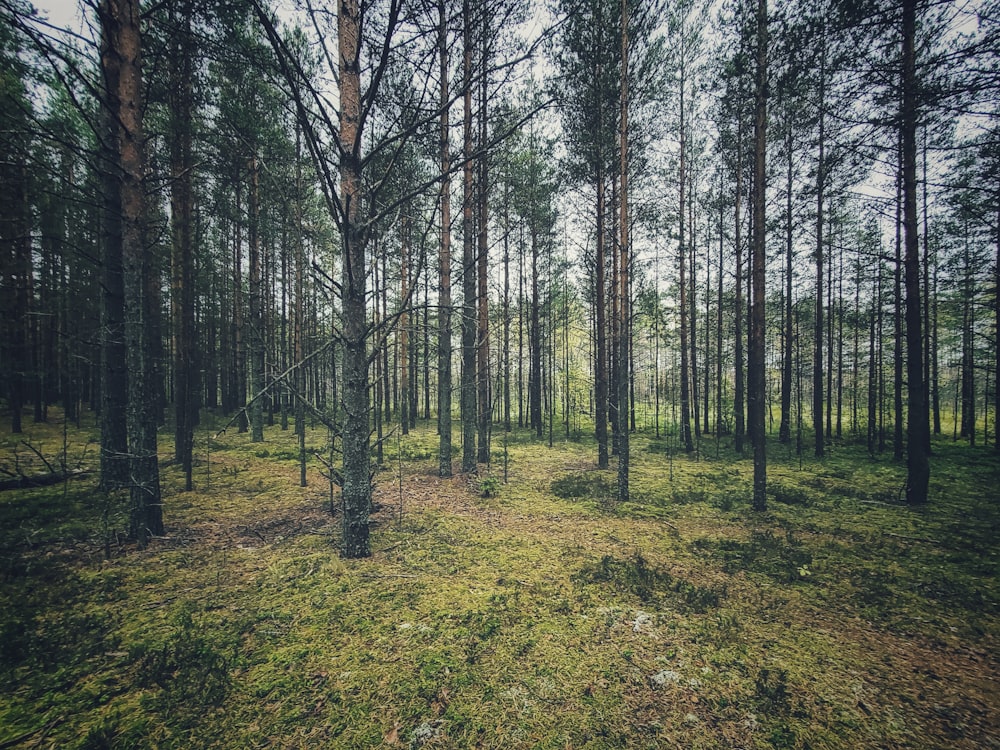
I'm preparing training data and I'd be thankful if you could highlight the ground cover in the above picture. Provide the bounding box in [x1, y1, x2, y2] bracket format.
[0, 411, 997, 748]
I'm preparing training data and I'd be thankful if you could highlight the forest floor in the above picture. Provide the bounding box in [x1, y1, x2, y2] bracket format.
[0, 409, 997, 749]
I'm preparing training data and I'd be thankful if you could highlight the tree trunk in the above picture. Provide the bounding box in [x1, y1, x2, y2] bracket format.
[529, 199, 542, 437]
[100, 0, 163, 545]
[734, 117, 745, 455]
[169, 5, 198, 488]
[813, 45, 825, 459]
[617, 0, 630, 503]
[679, 68, 693, 454]
[750, 0, 768, 511]
[595, 173, 610, 466]
[438, 0, 453, 476]
[779, 118, 793, 443]
[400, 215, 411, 435]
[894, 147, 905, 460]
[99, 94, 128, 489]
[460, 0, 478, 472]
[339, 0, 371, 557]
[249, 154, 265, 443]
[901, 0, 929, 504]
[477, 22, 491, 464]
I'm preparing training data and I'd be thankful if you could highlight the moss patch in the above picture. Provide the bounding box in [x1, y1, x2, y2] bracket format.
[0, 413, 997, 748]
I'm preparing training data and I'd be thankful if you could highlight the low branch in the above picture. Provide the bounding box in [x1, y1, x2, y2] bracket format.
[0, 469, 90, 492]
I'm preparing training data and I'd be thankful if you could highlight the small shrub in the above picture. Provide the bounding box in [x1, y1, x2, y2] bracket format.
[478, 475, 501, 498]
[576, 552, 724, 612]
[769, 481, 812, 506]
[712, 530, 813, 583]
[130, 607, 234, 722]
[551, 472, 612, 501]
[754, 666, 790, 714]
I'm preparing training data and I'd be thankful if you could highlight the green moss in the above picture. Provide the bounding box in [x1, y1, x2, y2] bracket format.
[0, 418, 997, 748]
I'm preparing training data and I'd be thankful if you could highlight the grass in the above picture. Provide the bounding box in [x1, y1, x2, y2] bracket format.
[0, 408, 997, 748]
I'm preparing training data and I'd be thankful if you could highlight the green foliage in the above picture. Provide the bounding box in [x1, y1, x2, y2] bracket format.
[130, 605, 234, 714]
[550, 471, 612, 502]
[699, 530, 813, 584]
[576, 552, 724, 612]
[477, 475, 501, 498]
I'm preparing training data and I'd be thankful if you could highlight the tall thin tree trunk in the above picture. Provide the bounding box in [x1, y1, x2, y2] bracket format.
[529, 195, 542, 437]
[813, 44, 825, 458]
[901, 0, 928, 504]
[617, 0, 630, 502]
[679, 68, 693, 453]
[101, 0, 163, 544]
[779, 118, 793, 443]
[249, 154, 264, 443]
[894, 151, 904, 460]
[595, 173, 610, 466]
[750, 0, 768, 511]
[400, 214, 410, 435]
[460, 0, 478, 471]
[716, 177, 724, 440]
[169, 5, 197, 487]
[438, 0, 452, 476]
[477, 18, 491, 464]
[339, 0, 372, 556]
[99, 79, 128, 489]
[734, 118, 745, 454]
[690, 168, 701, 443]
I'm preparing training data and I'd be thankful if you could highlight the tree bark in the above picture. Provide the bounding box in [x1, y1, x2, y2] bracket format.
[734, 117, 745, 455]
[750, 0, 768, 511]
[437, 0, 453, 477]
[616, 0, 630, 503]
[100, 0, 163, 545]
[678, 64, 693, 453]
[169, 4, 198, 488]
[901, 0, 929, 504]
[594, 172, 610, 466]
[461, 0, 478, 471]
[477, 19, 491, 464]
[779, 118, 793, 444]
[99, 94, 128, 489]
[339, 0, 371, 557]
[813, 43, 825, 459]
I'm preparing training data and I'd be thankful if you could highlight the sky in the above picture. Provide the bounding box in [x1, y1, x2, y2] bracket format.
[33, 0, 85, 31]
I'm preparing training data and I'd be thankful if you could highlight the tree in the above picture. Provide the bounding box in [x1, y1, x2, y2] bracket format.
[0, 17, 32, 435]
[99, 0, 163, 544]
[460, 0, 478, 472]
[554, 0, 618, 469]
[437, 0, 453, 477]
[901, 0, 929, 505]
[749, 0, 768, 512]
[616, 0, 630, 502]
[167, 0, 199, 488]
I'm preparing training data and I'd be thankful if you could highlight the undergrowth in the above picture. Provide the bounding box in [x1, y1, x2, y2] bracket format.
[0, 409, 997, 748]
